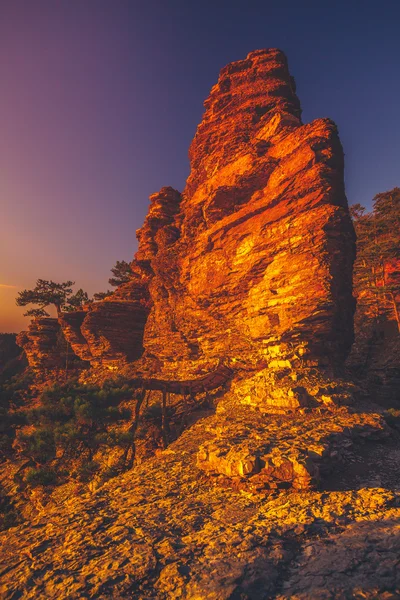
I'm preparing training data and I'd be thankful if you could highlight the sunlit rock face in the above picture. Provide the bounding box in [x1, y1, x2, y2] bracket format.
[140, 48, 355, 374]
[75, 187, 181, 368]
[72, 48, 355, 376]
[77, 260, 151, 367]
[58, 310, 92, 362]
[16, 318, 65, 369]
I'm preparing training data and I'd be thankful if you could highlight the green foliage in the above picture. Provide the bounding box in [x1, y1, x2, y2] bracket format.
[108, 260, 133, 287]
[351, 187, 400, 332]
[0, 370, 33, 406]
[63, 289, 90, 312]
[17, 426, 56, 464]
[16, 279, 75, 316]
[24, 308, 50, 318]
[25, 466, 58, 487]
[93, 290, 114, 301]
[0, 371, 33, 456]
[22, 379, 134, 466]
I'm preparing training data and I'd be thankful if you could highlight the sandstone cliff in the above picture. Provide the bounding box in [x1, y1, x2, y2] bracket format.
[16, 318, 66, 370]
[61, 48, 355, 380]
[143, 49, 355, 376]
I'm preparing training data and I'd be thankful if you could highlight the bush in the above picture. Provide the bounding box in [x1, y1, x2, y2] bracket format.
[25, 466, 58, 487]
[18, 379, 135, 476]
[17, 426, 56, 464]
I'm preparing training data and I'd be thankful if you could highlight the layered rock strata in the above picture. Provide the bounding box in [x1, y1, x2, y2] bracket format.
[79, 266, 151, 367]
[54, 188, 181, 368]
[43, 49, 355, 379]
[6, 52, 399, 597]
[16, 318, 66, 370]
[58, 310, 92, 362]
[138, 48, 355, 376]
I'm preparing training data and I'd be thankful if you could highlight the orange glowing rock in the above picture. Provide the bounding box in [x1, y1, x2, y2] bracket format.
[23, 49, 355, 384]
[16, 317, 64, 370]
[55, 49, 355, 380]
[138, 49, 355, 375]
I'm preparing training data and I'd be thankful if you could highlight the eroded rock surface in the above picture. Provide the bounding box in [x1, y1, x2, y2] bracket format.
[138, 48, 355, 377]
[0, 403, 399, 599]
[6, 50, 386, 600]
[58, 310, 92, 362]
[67, 48, 355, 376]
[79, 263, 151, 367]
[16, 318, 65, 370]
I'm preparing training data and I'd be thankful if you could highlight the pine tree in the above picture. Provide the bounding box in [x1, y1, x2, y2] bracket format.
[93, 290, 114, 301]
[63, 289, 90, 312]
[108, 260, 132, 287]
[16, 280, 75, 317]
[351, 187, 400, 332]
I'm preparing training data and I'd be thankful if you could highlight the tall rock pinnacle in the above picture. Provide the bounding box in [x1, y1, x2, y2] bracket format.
[26, 49, 355, 381]
[141, 48, 355, 374]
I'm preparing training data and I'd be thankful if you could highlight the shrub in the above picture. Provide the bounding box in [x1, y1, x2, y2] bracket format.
[20, 379, 134, 470]
[25, 466, 58, 487]
[17, 426, 56, 464]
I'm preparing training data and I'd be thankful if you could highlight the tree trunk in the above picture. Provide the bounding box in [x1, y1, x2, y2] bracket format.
[390, 292, 400, 333]
[123, 389, 146, 469]
[161, 389, 170, 449]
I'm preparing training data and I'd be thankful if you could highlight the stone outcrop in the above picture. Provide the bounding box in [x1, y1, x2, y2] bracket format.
[195, 398, 385, 491]
[79, 262, 151, 367]
[58, 310, 92, 362]
[139, 49, 354, 377]
[62, 187, 181, 368]
[4, 50, 400, 599]
[59, 49, 355, 378]
[16, 318, 65, 370]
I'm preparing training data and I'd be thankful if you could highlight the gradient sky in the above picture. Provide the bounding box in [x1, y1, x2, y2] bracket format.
[1, 0, 399, 333]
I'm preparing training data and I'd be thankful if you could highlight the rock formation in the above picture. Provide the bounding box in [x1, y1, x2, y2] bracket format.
[79, 262, 151, 367]
[16, 318, 66, 370]
[143, 48, 354, 376]
[19, 48, 356, 411]
[6, 50, 400, 600]
[61, 48, 354, 380]
[58, 310, 92, 362]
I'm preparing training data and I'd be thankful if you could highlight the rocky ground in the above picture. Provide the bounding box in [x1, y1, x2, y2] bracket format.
[1, 398, 399, 599]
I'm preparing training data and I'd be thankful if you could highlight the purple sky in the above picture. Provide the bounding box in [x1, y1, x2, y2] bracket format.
[1, 0, 399, 332]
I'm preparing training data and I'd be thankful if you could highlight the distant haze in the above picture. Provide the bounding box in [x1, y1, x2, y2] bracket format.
[1, 0, 399, 333]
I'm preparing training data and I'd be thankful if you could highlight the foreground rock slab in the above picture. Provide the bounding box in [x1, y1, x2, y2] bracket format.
[1, 403, 399, 600]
